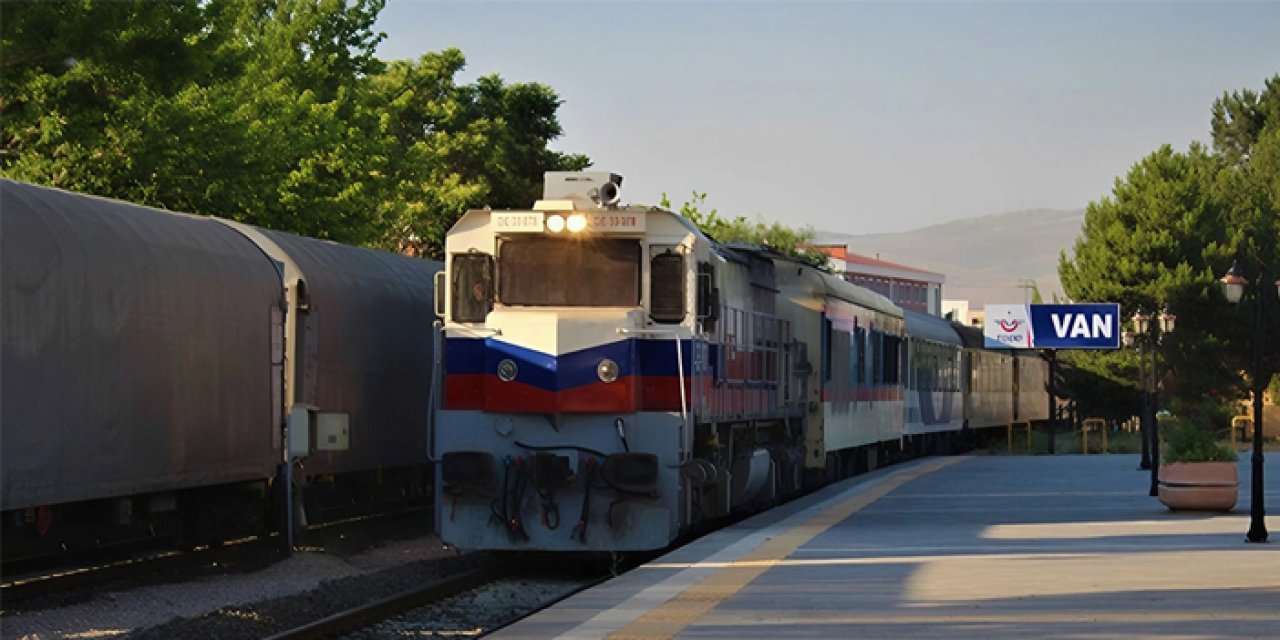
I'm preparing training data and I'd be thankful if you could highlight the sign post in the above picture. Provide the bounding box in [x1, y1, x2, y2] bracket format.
[984, 303, 1121, 454]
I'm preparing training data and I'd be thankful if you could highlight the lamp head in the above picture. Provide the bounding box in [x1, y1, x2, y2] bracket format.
[1219, 261, 1247, 304]
[1159, 307, 1176, 334]
[1132, 309, 1150, 335]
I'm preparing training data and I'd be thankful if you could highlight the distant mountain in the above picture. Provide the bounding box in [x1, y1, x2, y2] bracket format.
[817, 208, 1086, 309]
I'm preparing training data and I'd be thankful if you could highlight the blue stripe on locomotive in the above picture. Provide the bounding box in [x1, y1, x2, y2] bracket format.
[444, 337, 703, 393]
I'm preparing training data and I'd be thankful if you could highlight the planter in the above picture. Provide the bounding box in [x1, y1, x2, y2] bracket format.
[1157, 461, 1238, 511]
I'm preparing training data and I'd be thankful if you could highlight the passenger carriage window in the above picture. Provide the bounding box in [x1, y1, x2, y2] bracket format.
[649, 249, 685, 323]
[822, 318, 833, 383]
[452, 253, 493, 323]
[854, 326, 867, 385]
[872, 330, 884, 385]
[884, 335, 900, 386]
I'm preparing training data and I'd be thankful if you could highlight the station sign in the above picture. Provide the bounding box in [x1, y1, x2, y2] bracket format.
[984, 303, 1120, 350]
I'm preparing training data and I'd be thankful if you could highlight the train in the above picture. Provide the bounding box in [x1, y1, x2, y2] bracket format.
[1, 179, 442, 564]
[0, 173, 1048, 563]
[433, 171, 1049, 552]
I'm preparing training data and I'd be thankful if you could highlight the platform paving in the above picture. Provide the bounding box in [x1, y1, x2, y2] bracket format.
[496, 454, 1280, 639]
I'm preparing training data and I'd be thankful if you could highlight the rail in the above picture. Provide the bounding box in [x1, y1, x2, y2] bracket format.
[264, 559, 504, 640]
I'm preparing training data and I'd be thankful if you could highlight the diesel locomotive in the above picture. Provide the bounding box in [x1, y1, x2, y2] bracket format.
[432, 172, 1048, 552]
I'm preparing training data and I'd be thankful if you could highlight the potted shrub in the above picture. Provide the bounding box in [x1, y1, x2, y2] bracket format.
[1157, 418, 1239, 511]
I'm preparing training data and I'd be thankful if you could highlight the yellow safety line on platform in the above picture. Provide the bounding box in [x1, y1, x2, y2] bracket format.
[707, 610, 1280, 625]
[606, 457, 964, 640]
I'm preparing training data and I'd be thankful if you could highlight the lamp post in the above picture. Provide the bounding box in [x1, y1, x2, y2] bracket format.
[1126, 311, 1153, 471]
[1150, 307, 1175, 496]
[1124, 323, 1151, 470]
[1219, 260, 1279, 544]
[1131, 308, 1175, 496]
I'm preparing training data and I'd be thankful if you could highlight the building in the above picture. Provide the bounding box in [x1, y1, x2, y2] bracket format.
[810, 244, 945, 315]
[942, 300, 985, 327]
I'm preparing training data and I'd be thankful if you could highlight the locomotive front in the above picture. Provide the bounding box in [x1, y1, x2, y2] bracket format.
[434, 172, 706, 551]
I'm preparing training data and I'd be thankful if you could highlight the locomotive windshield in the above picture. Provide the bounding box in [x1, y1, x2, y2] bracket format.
[498, 237, 641, 306]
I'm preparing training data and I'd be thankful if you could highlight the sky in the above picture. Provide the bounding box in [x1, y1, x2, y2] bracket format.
[373, 1, 1280, 236]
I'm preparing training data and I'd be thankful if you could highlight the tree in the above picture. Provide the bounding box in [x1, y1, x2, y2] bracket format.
[1058, 144, 1239, 415]
[1211, 76, 1280, 167]
[1, 0, 588, 254]
[1210, 76, 1280, 409]
[1058, 75, 1280, 421]
[1, 1, 241, 208]
[659, 191, 830, 269]
[367, 50, 589, 258]
[1, 0, 392, 243]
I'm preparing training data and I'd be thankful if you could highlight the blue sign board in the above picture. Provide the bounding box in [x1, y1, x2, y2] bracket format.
[984, 303, 1120, 350]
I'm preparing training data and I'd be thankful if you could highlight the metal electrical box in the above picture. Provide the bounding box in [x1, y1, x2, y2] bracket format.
[287, 405, 311, 458]
[316, 413, 350, 451]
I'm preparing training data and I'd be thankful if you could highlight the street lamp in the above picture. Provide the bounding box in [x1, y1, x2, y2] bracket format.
[1126, 310, 1152, 471]
[1152, 307, 1176, 497]
[1218, 260, 1280, 544]
[1130, 307, 1175, 495]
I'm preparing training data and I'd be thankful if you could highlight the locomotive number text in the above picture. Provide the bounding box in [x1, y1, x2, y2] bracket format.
[587, 214, 645, 232]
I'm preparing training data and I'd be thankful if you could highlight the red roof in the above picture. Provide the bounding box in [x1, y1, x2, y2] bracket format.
[808, 244, 942, 281]
[843, 251, 940, 277]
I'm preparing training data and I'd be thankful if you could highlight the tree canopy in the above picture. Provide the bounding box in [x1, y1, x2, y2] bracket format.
[660, 191, 831, 269]
[1, 0, 588, 256]
[1058, 75, 1280, 423]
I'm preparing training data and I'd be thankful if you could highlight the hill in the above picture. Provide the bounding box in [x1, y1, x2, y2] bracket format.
[817, 208, 1085, 309]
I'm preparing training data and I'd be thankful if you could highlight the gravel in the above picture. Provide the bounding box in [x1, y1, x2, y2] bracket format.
[347, 577, 590, 639]
[2, 530, 478, 640]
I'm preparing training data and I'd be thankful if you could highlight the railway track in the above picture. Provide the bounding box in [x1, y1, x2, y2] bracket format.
[1, 538, 277, 609]
[1, 508, 428, 611]
[267, 554, 614, 639]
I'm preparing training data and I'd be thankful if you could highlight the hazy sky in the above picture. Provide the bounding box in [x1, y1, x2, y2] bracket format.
[374, 1, 1280, 236]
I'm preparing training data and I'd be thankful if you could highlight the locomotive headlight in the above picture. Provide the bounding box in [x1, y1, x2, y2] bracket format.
[597, 358, 619, 383]
[497, 359, 518, 382]
[545, 215, 566, 233]
[566, 213, 587, 233]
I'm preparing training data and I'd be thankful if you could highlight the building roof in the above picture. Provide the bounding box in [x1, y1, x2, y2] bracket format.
[809, 245, 946, 284]
[842, 251, 944, 281]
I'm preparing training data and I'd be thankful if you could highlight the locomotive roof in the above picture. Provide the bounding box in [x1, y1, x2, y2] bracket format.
[904, 308, 962, 345]
[819, 271, 903, 317]
[728, 242, 902, 317]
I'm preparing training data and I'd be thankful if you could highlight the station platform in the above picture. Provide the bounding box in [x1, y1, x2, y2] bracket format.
[496, 455, 1280, 639]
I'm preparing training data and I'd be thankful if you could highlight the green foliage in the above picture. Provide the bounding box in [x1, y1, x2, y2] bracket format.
[367, 51, 590, 257]
[1057, 350, 1141, 421]
[1162, 417, 1237, 463]
[1058, 75, 1280, 420]
[659, 191, 831, 270]
[1, 0, 587, 256]
[1211, 76, 1280, 167]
